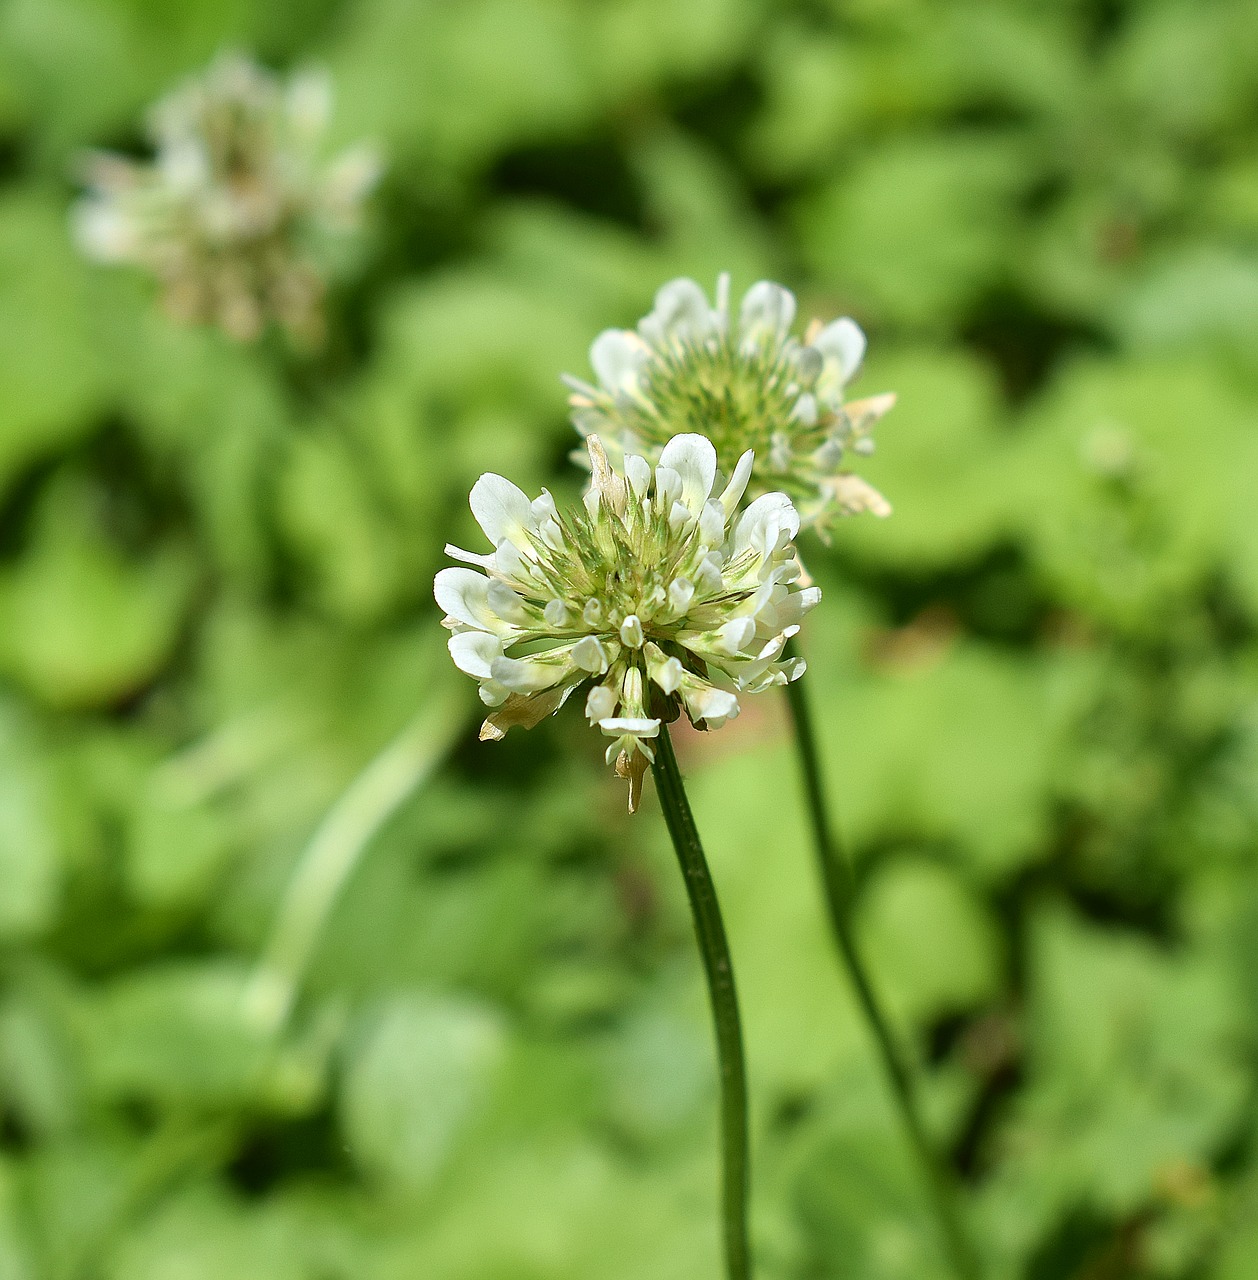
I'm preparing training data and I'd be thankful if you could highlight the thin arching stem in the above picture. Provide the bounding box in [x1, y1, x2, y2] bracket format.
[650, 723, 751, 1280]
[242, 686, 464, 1036]
[782, 639, 980, 1280]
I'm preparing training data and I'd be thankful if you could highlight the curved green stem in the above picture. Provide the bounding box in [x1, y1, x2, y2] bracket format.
[242, 686, 464, 1035]
[782, 642, 979, 1280]
[650, 724, 751, 1280]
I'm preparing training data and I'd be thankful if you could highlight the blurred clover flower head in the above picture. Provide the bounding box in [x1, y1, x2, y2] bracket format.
[566, 274, 896, 538]
[436, 434, 818, 810]
[73, 50, 382, 344]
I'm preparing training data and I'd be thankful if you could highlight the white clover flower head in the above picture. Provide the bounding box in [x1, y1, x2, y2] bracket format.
[435, 434, 819, 811]
[72, 50, 383, 344]
[564, 274, 896, 538]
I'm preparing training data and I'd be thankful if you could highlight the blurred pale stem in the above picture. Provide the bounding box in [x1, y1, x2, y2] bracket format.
[650, 723, 751, 1280]
[243, 687, 464, 1035]
[781, 637, 980, 1280]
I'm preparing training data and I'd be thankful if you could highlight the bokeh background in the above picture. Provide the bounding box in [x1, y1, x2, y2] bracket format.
[1, 0, 1258, 1276]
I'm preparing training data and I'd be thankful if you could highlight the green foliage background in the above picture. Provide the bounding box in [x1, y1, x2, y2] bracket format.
[1, 0, 1258, 1276]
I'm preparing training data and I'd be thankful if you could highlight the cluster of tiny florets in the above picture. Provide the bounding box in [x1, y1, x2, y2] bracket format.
[564, 274, 895, 537]
[73, 51, 381, 344]
[436, 434, 818, 810]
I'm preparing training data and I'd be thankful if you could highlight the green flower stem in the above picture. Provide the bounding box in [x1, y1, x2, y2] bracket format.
[242, 684, 465, 1036]
[782, 641, 979, 1280]
[650, 723, 751, 1280]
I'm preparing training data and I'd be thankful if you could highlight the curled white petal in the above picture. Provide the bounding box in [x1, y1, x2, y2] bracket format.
[717, 617, 756, 655]
[681, 679, 740, 727]
[448, 631, 501, 679]
[774, 585, 822, 628]
[733, 492, 801, 560]
[718, 450, 755, 517]
[443, 542, 495, 569]
[434, 568, 505, 633]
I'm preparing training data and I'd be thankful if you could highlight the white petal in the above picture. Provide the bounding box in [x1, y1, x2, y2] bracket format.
[791, 393, 818, 427]
[586, 684, 617, 723]
[733, 492, 800, 559]
[470, 474, 537, 550]
[590, 329, 649, 393]
[599, 717, 660, 736]
[320, 144, 383, 214]
[776, 585, 822, 628]
[645, 644, 684, 695]
[434, 568, 500, 631]
[444, 542, 495, 569]
[830, 474, 892, 518]
[572, 635, 611, 674]
[814, 317, 866, 382]
[668, 578, 695, 613]
[714, 272, 731, 326]
[739, 281, 796, 348]
[287, 68, 333, 139]
[72, 201, 138, 262]
[490, 651, 575, 693]
[448, 631, 501, 679]
[641, 278, 714, 344]
[619, 615, 645, 648]
[718, 450, 755, 517]
[659, 434, 718, 516]
[625, 454, 651, 498]
[699, 501, 725, 546]
[682, 682, 740, 726]
[486, 580, 527, 623]
[717, 618, 756, 655]
[653, 466, 681, 512]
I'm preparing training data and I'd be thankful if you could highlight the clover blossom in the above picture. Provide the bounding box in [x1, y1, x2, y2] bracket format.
[565, 274, 895, 537]
[435, 434, 819, 810]
[73, 51, 381, 343]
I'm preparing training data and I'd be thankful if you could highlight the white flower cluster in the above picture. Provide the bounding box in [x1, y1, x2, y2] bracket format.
[73, 51, 381, 344]
[436, 434, 819, 810]
[565, 274, 895, 536]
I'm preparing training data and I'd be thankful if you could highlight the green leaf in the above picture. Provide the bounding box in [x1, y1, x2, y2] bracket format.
[80, 962, 269, 1107]
[0, 478, 194, 710]
[857, 856, 1002, 1026]
[340, 992, 507, 1195]
[797, 136, 1026, 329]
[0, 195, 111, 494]
[0, 705, 59, 938]
[832, 347, 1012, 570]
